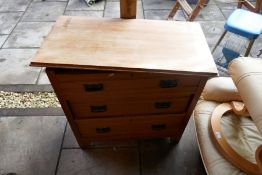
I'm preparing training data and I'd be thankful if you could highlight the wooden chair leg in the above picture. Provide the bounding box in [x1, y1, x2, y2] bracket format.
[167, 2, 180, 20]
[188, 4, 204, 21]
[255, 0, 262, 13]
[120, 0, 137, 19]
[244, 39, 255, 56]
[238, 0, 262, 13]
[237, 0, 243, 9]
[212, 31, 227, 53]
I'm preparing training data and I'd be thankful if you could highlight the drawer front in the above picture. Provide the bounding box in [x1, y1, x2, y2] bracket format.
[54, 69, 199, 84]
[63, 86, 196, 103]
[55, 70, 132, 82]
[58, 77, 199, 103]
[69, 97, 191, 118]
[76, 114, 184, 138]
[58, 76, 199, 93]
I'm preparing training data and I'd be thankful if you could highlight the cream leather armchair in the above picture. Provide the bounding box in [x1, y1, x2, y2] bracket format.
[194, 57, 262, 175]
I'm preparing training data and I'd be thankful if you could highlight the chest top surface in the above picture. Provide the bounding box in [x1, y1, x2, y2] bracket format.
[30, 16, 217, 75]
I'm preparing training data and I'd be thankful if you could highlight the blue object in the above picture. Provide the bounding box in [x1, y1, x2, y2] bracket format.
[221, 47, 240, 68]
[225, 9, 262, 39]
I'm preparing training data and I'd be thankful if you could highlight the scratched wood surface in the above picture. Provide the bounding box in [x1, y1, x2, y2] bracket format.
[31, 16, 217, 75]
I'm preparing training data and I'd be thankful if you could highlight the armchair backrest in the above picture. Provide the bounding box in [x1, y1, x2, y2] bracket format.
[228, 57, 262, 135]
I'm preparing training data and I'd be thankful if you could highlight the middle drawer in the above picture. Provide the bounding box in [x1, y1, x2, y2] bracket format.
[68, 96, 191, 118]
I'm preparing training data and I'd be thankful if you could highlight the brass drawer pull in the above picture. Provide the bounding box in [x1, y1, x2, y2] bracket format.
[155, 102, 171, 109]
[84, 83, 103, 92]
[90, 105, 107, 113]
[151, 124, 166, 131]
[96, 127, 111, 133]
[159, 80, 177, 88]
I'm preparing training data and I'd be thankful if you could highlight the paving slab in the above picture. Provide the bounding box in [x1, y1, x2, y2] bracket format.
[250, 36, 262, 58]
[207, 0, 217, 4]
[0, 107, 64, 117]
[199, 21, 225, 46]
[0, 12, 23, 34]
[63, 122, 138, 148]
[144, 9, 185, 20]
[142, 0, 175, 10]
[57, 148, 140, 175]
[140, 118, 206, 175]
[0, 84, 53, 92]
[0, 49, 41, 84]
[0, 35, 8, 48]
[195, 4, 225, 21]
[220, 9, 234, 19]
[0, 0, 31, 12]
[22, 1, 67, 22]
[104, 1, 144, 18]
[34, 0, 67, 1]
[199, 21, 224, 34]
[215, 1, 238, 10]
[37, 68, 51, 84]
[0, 116, 66, 175]
[67, 0, 105, 11]
[3, 22, 54, 48]
[64, 10, 104, 17]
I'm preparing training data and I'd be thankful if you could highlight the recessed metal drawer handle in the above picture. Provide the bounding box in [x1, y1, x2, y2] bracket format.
[151, 124, 166, 131]
[90, 105, 107, 113]
[159, 80, 178, 88]
[84, 83, 103, 92]
[155, 102, 171, 109]
[96, 127, 111, 133]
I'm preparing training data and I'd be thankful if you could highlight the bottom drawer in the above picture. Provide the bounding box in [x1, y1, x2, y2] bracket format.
[75, 114, 184, 139]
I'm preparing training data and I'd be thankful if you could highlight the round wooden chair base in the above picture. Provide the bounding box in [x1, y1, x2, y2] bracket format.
[210, 102, 260, 175]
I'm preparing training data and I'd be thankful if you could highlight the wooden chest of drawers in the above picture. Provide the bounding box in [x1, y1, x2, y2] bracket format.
[30, 16, 217, 148]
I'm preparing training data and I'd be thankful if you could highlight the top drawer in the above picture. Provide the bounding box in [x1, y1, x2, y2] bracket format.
[55, 69, 131, 82]
[54, 70, 200, 94]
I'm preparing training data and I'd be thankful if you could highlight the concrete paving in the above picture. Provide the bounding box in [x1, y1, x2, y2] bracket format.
[22, 1, 67, 22]
[0, 1, 261, 174]
[140, 119, 205, 175]
[0, 12, 23, 34]
[0, 114, 205, 175]
[57, 148, 140, 175]
[0, 116, 66, 175]
[3, 22, 54, 48]
[0, 0, 261, 85]
[0, 49, 41, 84]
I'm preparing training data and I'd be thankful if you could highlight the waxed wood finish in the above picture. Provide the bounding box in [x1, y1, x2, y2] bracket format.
[76, 114, 184, 138]
[69, 97, 190, 118]
[46, 68, 210, 147]
[33, 18, 217, 148]
[238, 0, 262, 13]
[30, 16, 217, 76]
[46, 69, 85, 148]
[120, 0, 137, 19]
[210, 102, 260, 175]
[168, 0, 206, 21]
[256, 145, 262, 174]
[63, 88, 196, 103]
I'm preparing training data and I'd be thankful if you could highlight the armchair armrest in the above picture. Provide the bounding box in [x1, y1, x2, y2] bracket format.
[202, 77, 242, 102]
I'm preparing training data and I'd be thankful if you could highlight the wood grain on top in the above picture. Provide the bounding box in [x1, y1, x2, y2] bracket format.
[30, 16, 217, 75]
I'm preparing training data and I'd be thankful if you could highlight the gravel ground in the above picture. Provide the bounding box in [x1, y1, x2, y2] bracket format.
[0, 91, 60, 108]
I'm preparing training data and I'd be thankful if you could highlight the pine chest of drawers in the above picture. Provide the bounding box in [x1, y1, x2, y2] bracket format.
[30, 16, 218, 148]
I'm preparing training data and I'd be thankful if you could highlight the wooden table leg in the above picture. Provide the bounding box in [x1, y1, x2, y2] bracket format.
[120, 0, 137, 19]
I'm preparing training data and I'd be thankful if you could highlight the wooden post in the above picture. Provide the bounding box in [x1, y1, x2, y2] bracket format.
[120, 0, 137, 19]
